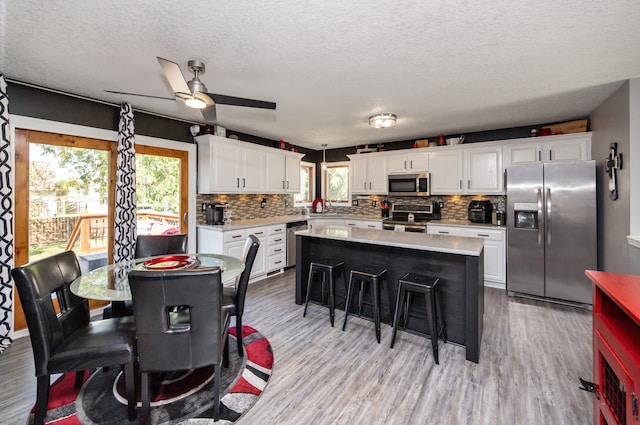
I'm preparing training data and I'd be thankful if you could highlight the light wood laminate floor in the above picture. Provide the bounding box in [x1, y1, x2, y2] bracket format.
[0, 268, 592, 424]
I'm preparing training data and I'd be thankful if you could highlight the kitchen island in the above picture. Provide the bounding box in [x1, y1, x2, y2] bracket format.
[295, 226, 485, 363]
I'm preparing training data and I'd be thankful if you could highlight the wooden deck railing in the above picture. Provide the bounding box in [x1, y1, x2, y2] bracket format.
[64, 212, 180, 254]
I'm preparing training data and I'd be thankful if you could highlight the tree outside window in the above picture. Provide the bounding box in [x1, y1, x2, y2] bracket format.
[323, 162, 350, 205]
[295, 162, 315, 204]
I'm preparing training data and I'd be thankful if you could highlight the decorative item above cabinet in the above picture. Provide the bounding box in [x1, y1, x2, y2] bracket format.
[196, 135, 303, 194]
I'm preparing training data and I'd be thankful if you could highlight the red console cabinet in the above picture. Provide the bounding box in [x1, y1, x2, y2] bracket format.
[586, 270, 640, 425]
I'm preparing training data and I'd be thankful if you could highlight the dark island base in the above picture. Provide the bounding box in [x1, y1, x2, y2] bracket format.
[296, 234, 484, 363]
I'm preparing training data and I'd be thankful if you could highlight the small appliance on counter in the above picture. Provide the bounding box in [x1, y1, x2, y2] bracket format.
[492, 210, 506, 226]
[380, 200, 390, 217]
[205, 203, 225, 225]
[468, 200, 493, 223]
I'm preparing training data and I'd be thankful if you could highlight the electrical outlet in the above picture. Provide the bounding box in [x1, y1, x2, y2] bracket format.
[371, 200, 377, 207]
[352, 200, 359, 206]
[260, 198, 266, 208]
[201, 203, 207, 211]
[438, 201, 444, 208]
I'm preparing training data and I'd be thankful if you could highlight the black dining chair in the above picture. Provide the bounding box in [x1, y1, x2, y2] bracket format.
[223, 234, 260, 357]
[103, 233, 188, 319]
[11, 250, 137, 425]
[128, 266, 230, 424]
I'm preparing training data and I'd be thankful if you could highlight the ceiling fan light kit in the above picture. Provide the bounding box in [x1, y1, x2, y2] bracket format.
[369, 113, 397, 129]
[105, 57, 276, 122]
[185, 97, 207, 109]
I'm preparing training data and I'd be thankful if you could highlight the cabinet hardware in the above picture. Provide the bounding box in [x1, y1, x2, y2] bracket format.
[274, 238, 282, 242]
[243, 177, 246, 188]
[477, 234, 490, 237]
[275, 228, 283, 232]
[410, 160, 413, 168]
[468, 180, 470, 189]
[287, 181, 289, 189]
[538, 150, 541, 162]
[274, 248, 282, 252]
[282, 180, 286, 189]
[439, 231, 449, 234]
[404, 160, 407, 169]
[364, 182, 367, 190]
[232, 235, 242, 239]
[549, 151, 552, 161]
[274, 260, 282, 264]
[367, 225, 376, 228]
[237, 178, 240, 188]
[347, 223, 356, 226]
[369, 182, 372, 190]
[459, 180, 462, 190]
[254, 232, 264, 235]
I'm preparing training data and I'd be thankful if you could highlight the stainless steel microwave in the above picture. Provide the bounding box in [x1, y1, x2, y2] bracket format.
[388, 173, 430, 196]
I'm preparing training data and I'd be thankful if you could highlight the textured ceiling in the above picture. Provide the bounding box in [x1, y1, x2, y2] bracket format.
[2, 0, 640, 149]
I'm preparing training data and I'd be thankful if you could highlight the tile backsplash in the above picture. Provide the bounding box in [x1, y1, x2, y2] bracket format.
[197, 193, 505, 223]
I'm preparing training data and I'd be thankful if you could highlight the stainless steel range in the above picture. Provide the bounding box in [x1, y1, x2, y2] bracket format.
[382, 202, 441, 232]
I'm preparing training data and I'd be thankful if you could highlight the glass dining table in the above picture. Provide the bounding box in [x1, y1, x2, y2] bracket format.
[70, 253, 245, 301]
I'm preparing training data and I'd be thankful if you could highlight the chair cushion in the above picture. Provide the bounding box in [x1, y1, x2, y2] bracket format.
[222, 287, 236, 315]
[48, 316, 136, 373]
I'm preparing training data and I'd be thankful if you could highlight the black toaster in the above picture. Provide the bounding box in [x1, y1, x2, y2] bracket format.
[468, 200, 493, 223]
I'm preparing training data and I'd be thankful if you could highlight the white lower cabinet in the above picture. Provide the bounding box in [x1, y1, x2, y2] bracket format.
[267, 224, 286, 272]
[427, 224, 506, 289]
[247, 227, 267, 278]
[197, 223, 288, 283]
[343, 219, 382, 229]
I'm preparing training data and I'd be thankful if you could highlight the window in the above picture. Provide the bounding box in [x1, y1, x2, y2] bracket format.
[322, 161, 350, 205]
[295, 161, 315, 205]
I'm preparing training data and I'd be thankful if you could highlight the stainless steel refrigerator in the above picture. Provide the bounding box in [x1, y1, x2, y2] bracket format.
[506, 160, 596, 305]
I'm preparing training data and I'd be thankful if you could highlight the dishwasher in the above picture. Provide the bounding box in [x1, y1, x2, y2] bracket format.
[286, 220, 308, 267]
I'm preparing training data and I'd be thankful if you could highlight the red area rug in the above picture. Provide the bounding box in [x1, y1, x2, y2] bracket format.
[28, 326, 273, 424]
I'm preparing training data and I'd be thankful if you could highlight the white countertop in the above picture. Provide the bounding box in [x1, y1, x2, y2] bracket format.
[297, 225, 484, 256]
[196, 214, 384, 232]
[429, 219, 506, 230]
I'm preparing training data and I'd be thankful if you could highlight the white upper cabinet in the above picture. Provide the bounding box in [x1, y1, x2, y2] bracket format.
[430, 147, 502, 194]
[429, 151, 464, 194]
[285, 155, 301, 192]
[265, 151, 302, 193]
[465, 147, 503, 194]
[504, 133, 591, 168]
[197, 135, 303, 194]
[348, 154, 387, 194]
[386, 150, 429, 174]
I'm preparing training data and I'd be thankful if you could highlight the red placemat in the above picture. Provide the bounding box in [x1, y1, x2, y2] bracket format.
[142, 255, 195, 270]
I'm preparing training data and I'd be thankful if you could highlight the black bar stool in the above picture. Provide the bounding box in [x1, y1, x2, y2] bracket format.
[342, 265, 388, 343]
[390, 272, 447, 364]
[303, 259, 347, 327]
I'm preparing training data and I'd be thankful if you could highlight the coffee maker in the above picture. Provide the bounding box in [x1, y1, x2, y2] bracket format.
[205, 203, 225, 225]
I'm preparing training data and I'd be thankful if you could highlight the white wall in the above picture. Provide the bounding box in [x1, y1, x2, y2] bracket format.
[590, 80, 640, 274]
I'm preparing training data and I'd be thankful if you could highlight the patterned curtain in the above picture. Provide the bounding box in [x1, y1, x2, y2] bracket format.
[0, 73, 13, 352]
[113, 103, 136, 264]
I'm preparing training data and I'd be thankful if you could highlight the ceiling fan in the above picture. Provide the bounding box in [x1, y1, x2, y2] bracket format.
[105, 57, 276, 121]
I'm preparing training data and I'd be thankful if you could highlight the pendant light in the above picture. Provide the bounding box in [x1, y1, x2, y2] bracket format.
[321, 144, 328, 170]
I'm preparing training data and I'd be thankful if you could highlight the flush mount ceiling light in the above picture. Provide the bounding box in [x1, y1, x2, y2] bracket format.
[369, 113, 397, 129]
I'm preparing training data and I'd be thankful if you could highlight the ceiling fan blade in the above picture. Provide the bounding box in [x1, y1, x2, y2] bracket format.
[157, 57, 191, 94]
[201, 105, 217, 122]
[205, 93, 276, 110]
[104, 90, 175, 101]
